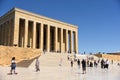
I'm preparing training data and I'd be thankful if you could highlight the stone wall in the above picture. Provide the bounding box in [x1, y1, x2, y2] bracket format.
[94, 54, 120, 61]
[0, 46, 41, 66]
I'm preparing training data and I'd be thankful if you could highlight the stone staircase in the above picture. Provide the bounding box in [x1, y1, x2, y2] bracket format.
[28, 53, 100, 68]
[29, 52, 71, 68]
[16, 56, 40, 67]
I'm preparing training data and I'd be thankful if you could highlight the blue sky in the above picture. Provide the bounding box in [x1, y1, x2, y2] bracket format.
[0, 0, 120, 54]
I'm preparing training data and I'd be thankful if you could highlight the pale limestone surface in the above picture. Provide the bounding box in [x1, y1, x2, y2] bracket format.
[0, 46, 41, 66]
[0, 53, 120, 80]
[0, 8, 78, 53]
[0, 60, 120, 80]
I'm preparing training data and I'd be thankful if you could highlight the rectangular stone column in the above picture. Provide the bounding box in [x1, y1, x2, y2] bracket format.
[33, 21, 36, 48]
[1, 24, 4, 45]
[10, 19, 14, 46]
[5, 22, 8, 46]
[7, 21, 11, 46]
[13, 16, 19, 46]
[2, 23, 5, 45]
[6, 22, 8, 46]
[1, 25, 3, 45]
[70, 31, 73, 53]
[65, 29, 68, 53]
[3, 23, 5, 45]
[24, 19, 28, 48]
[54, 27, 58, 52]
[46, 25, 50, 52]
[0, 25, 3, 45]
[9, 19, 14, 46]
[1, 24, 3, 45]
[9, 20, 12, 46]
[75, 31, 78, 53]
[0, 25, 1, 45]
[40, 23, 43, 51]
[60, 28, 63, 53]
[6, 22, 9, 46]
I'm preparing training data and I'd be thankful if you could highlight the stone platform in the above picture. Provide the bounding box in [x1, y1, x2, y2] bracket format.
[0, 62, 120, 80]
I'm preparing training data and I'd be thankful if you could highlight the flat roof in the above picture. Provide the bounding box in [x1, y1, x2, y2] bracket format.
[0, 7, 78, 28]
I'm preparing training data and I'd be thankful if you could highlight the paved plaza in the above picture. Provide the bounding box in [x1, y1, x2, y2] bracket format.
[0, 62, 120, 80]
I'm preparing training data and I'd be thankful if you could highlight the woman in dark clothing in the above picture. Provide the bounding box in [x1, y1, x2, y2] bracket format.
[101, 59, 104, 69]
[71, 60, 73, 68]
[77, 59, 80, 69]
[82, 59, 86, 74]
[90, 62, 93, 67]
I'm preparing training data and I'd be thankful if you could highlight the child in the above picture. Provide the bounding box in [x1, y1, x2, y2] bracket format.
[10, 57, 17, 74]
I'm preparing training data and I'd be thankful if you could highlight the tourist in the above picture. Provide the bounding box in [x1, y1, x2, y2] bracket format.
[105, 59, 109, 69]
[94, 60, 98, 67]
[101, 59, 104, 69]
[77, 59, 80, 69]
[98, 59, 100, 63]
[117, 63, 120, 66]
[71, 60, 73, 68]
[35, 58, 40, 72]
[90, 62, 93, 67]
[74, 53, 77, 61]
[59, 58, 63, 66]
[111, 60, 113, 64]
[81, 59, 86, 74]
[67, 55, 70, 60]
[10, 57, 17, 74]
[87, 60, 90, 67]
[43, 49, 46, 54]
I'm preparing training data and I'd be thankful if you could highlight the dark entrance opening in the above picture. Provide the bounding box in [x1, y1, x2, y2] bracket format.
[36, 23, 40, 48]
[18, 19, 25, 47]
[68, 31, 71, 53]
[43, 25, 47, 51]
[28, 21, 33, 48]
[50, 27, 55, 52]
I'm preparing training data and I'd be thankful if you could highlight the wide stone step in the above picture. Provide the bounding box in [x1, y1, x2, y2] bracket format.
[29, 53, 71, 68]
[16, 56, 40, 67]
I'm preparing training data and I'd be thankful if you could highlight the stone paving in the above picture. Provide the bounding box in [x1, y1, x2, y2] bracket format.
[0, 62, 120, 80]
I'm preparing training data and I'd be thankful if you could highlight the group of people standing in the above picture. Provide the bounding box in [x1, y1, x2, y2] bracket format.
[69, 57, 111, 74]
[101, 59, 109, 69]
[70, 59, 87, 74]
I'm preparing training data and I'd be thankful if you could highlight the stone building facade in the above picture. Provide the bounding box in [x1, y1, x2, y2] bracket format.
[0, 8, 78, 53]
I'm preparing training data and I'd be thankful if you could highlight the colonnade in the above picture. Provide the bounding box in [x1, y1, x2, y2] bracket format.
[16, 18, 78, 53]
[0, 17, 78, 53]
[0, 19, 14, 46]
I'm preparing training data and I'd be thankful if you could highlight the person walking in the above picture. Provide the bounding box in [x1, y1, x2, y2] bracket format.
[106, 59, 109, 69]
[59, 58, 63, 66]
[94, 60, 98, 67]
[71, 60, 73, 68]
[111, 60, 113, 64]
[77, 59, 80, 69]
[87, 60, 90, 67]
[101, 59, 104, 69]
[10, 57, 17, 74]
[81, 59, 86, 74]
[35, 58, 40, 72]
